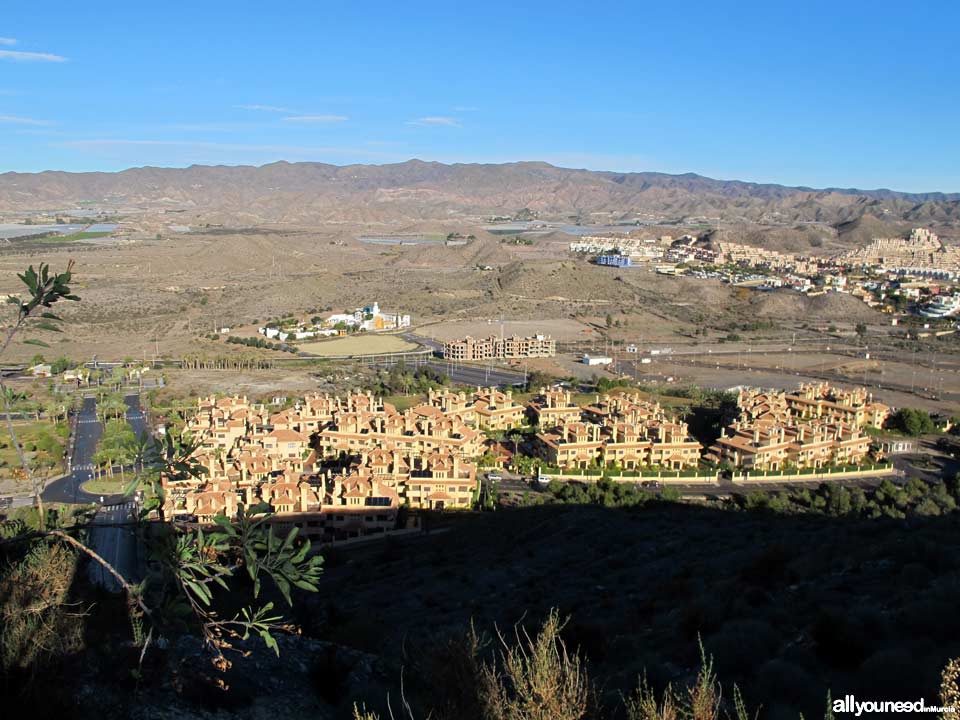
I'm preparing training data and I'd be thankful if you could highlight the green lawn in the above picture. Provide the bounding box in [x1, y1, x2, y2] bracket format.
[81, 478, 130, 495]
[0, 420, 68, 478]
[381, 394, 421, 411]
[37, 231, 112, 243]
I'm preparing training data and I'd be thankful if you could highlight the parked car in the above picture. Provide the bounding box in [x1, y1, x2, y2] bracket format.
[486, 473, 503, 481]
[640, 480, 661, 489]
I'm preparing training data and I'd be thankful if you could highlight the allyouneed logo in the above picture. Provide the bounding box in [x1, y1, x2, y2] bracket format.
[833, 695, 956, 716]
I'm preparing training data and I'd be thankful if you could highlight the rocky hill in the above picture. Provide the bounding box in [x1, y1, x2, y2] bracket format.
[2, 160, 958, 228]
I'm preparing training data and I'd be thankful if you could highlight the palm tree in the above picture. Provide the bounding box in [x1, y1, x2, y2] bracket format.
[124, 432, 152, 474]
[98, 395, 127, 423]
[92, 448, 111, 478]
[43, 399, 62, 424]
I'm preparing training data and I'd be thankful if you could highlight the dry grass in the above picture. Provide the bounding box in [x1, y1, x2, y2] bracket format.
[298, 334, 417, 357]
[0, 543, 84, 671]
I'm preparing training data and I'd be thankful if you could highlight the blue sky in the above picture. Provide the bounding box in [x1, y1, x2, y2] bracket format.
[1, 0, 957, 192]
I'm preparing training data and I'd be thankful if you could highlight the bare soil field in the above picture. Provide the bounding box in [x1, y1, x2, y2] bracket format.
[153, 367, 329, 400]
[298, 334, 417, 357]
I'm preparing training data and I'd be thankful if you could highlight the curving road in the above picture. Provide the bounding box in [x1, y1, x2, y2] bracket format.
[42, 394, 149, 591]
[42, 396, 105, 505]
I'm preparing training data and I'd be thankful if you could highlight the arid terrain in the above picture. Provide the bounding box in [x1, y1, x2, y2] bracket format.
[0, 161, 956, 417]
[0, 228, 898, 361]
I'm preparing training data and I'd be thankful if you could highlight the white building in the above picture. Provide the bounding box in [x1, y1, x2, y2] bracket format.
[582, 354, 613, 366]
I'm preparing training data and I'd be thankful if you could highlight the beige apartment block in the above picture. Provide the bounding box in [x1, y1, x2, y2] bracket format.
[472, 387, 525, 430]
[163, 390, 482, 538]
[442, 334, 556, 361]
[532, 391, 703, 471]
[535, 421, 604, 469]
[707, 411, 874, 472]
[737, 383, 889, 430]
[528, 386, 583, 426]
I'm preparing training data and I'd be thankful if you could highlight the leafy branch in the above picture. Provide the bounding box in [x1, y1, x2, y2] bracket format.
[0, 261, 79, 531]
[0, 261, 324, 673]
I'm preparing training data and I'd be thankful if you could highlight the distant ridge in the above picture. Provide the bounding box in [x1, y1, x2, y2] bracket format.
[1, 159, 957, 226]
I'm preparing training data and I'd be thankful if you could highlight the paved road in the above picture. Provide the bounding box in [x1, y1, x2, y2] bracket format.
[42, 396, 105, 505]
[124, 393, 149, 439]
[41, 394, 148, 591]
[86, 500, 139, 592]
[401, 331, 444, 354]
[43, 393, 149, 505]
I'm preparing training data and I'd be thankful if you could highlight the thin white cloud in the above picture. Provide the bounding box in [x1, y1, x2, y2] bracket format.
[0, 49, 67, 62]
[159, 121, 262, 132]
[0, 38, 16, 46]
[0, 114, 52, 126]
[57, 139, 381, 155]
[407, 116, 461, 127]
[14, 128, 64, 136]
[236, 104, 290, 113]
[283, 114, 348, 123]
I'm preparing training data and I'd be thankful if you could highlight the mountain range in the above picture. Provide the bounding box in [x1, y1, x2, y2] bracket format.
[1, 160, 958, 228]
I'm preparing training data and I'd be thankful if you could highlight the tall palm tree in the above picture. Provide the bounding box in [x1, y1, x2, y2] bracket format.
[43, 399, 62, 424]
[124, 431, 152, 474]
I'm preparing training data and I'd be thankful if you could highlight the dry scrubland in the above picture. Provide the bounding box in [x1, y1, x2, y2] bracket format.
[0, 227, 871, 362]
[0, 224, 957, 415]
[291, 503, 960, 720]
[420, 317, 593, 342]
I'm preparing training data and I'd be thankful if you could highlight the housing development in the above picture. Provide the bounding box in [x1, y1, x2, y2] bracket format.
[159, 379, 899, 540]
[530, 387, 702, 470]
[3, 4, 958, 714]
[705, 383, 890, 471]
[586, 227, 960, 318]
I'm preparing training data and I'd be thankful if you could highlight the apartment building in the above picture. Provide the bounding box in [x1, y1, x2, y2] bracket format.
[705, 382, 881, 471]
[706, 420, 872, 472]
[442, 334, 556, 361]
[533, 391, 702, 471]
[834, 228, 960, 278]
[527, 386, 583, 426]
[472, 387, 525, 430]
[163, 390, 485, 538]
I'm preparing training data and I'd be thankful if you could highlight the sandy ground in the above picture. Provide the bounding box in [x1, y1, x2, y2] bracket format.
[298, 334, 417, 356]
[156, 367, 330, 400]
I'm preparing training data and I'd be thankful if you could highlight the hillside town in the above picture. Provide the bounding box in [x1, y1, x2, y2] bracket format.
[584, 227, 960, 319]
